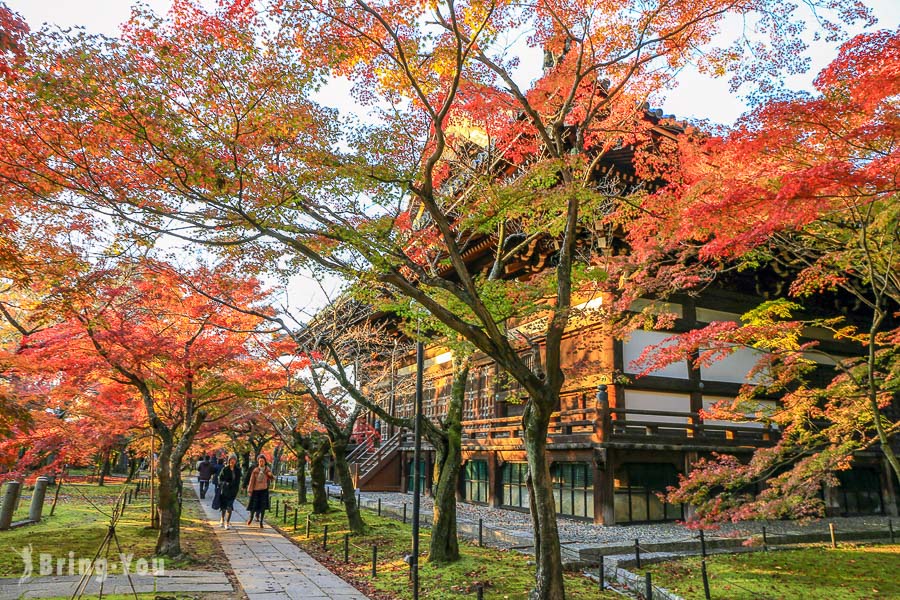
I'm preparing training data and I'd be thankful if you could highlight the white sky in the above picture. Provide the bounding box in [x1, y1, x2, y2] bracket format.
[7, 0, 900, 311]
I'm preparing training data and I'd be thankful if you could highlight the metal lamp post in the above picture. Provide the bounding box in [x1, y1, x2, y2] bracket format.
[410, 339, 424, 598]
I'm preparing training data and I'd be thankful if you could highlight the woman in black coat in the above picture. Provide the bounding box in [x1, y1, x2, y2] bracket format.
[217, 455, 241, 530]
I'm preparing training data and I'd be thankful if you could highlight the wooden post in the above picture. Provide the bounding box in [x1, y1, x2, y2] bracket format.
[323, 524, 328, 550]
[49, 479, 63, 517]
[700, 529, 707, 557]
[372, 545, 378, 577]
[294, 508, 298, 532]
[829, 522, 837, 548]
[306, 514, 311, 538]
[378, 498, 381, 516]
[478, 518, 483, 547]
[701, 560, 711, 600]
[344, 533, 350, 563]
[634, 539, 641, 569]
[645, 572, 653, 600]
[762, 526, 768, 551]
[598, 555, 605, 590]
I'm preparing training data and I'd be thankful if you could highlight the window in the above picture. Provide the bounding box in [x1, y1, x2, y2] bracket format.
[406, 458, 426, 494]
[551, 462, 594, 519]
[463, 460, 489, 504]
[837, 468, 884, 516]
[614, 463, 683, 523]
[501, 463, 529, 509]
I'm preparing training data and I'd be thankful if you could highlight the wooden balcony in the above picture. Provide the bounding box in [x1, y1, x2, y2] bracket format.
[450, 406, 776, 452]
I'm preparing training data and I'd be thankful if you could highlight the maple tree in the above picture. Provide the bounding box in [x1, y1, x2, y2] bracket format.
[0, 0, 878, 595]
[266, 389, 322, 507]
[618, 28, 899, 523]
[16, 259, 282, 556]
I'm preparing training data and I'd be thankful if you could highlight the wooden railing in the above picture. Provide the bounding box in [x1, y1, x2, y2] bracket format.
[454, 405, 777, 447]
[604, 407, 775, 444]
[357, 431, 402, 477]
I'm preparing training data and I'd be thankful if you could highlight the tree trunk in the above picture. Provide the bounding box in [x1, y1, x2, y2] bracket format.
[240, 451, 252, 489]
[427, 357, 466, 563]
[332, 440, 366, 534]
[272, 445, 283, 476]
[97, 449, 109, 486]
[309, 445, 329, 514]
[155, 440, 183, 558]
[524, 399, 565, 600]
[296, 453, 307, 504]
[125, 452, 140, 483]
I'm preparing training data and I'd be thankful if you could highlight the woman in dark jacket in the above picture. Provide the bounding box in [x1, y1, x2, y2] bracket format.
[218, 455, 241, 530]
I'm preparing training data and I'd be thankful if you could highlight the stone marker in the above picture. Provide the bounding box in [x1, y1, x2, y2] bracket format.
[29, 477, 50, 523]
[0, 481, 21, 530]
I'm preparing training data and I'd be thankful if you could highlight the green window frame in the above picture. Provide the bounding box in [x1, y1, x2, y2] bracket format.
[550, 462, 594, 519]
[463, 460, 489, 504]
[613, 463, 683, 523]
[501, 463, 529, 509]
[406, 458, 426, 494]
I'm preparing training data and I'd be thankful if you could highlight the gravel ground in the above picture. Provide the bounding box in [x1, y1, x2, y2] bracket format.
[357, 490, 896, 548]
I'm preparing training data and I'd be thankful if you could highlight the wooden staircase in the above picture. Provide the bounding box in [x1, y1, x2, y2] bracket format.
[351, 431, 402, 489]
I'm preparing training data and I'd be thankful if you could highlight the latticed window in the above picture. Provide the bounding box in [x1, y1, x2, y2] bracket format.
[613, 463, 683, 523]
[837, 468, 884, 515]
[501, 462, 529, 509]
[463, 460, 489, 504]
[431, 376, 451, 418]
[406, 458, 426, 493]
[551, 462, 594, 519]
[464, 366, 492, 420]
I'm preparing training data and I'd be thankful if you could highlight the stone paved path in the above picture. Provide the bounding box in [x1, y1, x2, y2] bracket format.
[0, 570, 232, 599]
[193, 479, 370, 600]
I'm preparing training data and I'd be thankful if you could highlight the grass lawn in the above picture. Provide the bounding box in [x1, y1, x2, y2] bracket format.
[0, 477, 228, 577]
[266, 489, 616, 600]
[645, 543, 900, 600]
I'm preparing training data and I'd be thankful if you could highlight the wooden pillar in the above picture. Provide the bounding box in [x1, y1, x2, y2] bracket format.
[595, 449, 615, 525]
[400, 452, 409, 494]
[488, 454, 502, 507]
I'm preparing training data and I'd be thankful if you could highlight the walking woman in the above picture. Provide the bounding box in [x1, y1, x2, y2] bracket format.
[246, 455, 274, 528]
[218, 455, 241, 530]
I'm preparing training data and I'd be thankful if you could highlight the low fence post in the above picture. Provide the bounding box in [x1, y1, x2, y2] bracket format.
[645, 572, 653, 600]
[372, 545, 378, 577]
[701, 560, 711, 600]
[283, 504, 287, 524]
[294, 507, 298, 532]
[598, 555, 605, 590]
[323, 524, 329, 550]
[478, 518, 483, 547]
[476, 584, 484, 599]
[344, 533, 350, 563]
[889, 519, 894, 544]
[762, 526, 768, 552]
[634, 538, 641, 569]
[306, 515, 311, 538]
[275, 498, 280, 518]
[700, 529, 707, 558]
[829, 522, 837, 549]
[377, 498, 381, 516]
[403, 502, 407, 523]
